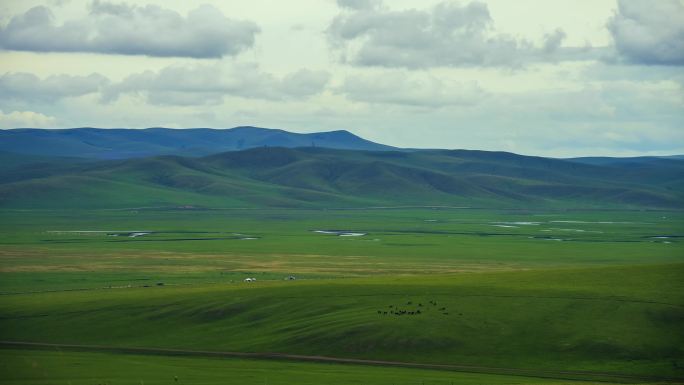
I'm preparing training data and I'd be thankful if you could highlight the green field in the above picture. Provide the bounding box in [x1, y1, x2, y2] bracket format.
[1, 207, 683, 384]
[1, 348, 643, 385]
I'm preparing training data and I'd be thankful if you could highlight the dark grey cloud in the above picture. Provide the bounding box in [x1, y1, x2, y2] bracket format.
[103, 64, 330, 105]
[608, 0, 684, 66]
[542, 29, 566, 54]
[329, 0, 601, 68]
[0, 2, 260, 58]
[0, 72, 108, 102]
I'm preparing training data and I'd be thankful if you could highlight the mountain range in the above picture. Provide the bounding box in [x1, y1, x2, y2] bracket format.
[0, 126, 393, 159]
[0, 127, 681, 210]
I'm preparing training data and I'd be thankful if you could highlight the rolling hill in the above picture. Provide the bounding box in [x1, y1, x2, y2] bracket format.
[0, 127, 393, 159]
[0, 147, 682, 209]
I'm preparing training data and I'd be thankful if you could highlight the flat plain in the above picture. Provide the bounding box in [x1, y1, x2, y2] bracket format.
[1, 207, 682, 384]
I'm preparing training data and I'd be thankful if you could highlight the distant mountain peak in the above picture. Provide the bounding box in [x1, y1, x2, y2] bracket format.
[0, 126, 394, 159]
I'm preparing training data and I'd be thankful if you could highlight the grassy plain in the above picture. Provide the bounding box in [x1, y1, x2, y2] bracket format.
[0, 348, 643, 385]
[1, 207, 682, 384]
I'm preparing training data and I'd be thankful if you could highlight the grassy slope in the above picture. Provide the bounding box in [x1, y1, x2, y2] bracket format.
[1, 349, 627, 385]
[1, 208, 682, 383]
[1, 265, 682, 379]
[1, 147, 682, 209]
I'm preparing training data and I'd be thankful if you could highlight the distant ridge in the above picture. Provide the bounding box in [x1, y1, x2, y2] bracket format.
[0, 146, 682, 209]
[0, 126, 394, 159]
[567, 156, 684, 166]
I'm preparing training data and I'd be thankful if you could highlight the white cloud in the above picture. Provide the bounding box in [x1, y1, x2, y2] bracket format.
[0, 109, 57, 128]
[0, 0, 680, 156]
[328, 0, 599, 68]
[607, 0, 684, 65]
[0, 72, 108, 102]
[0, 2, 260, 58]
[103, 64, 330, 105]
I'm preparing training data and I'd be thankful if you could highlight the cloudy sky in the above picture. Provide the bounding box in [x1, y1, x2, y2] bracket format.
[0, 0, 682, 156]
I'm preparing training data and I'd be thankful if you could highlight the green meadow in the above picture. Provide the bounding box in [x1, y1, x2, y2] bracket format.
[1, 207, 683, 384]
[1, 349, 641, 385]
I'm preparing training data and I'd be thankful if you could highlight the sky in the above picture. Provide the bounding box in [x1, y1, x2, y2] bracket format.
[0, 0, 682, 157]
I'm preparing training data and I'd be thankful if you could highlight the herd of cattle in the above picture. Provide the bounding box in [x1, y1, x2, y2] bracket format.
[377, 300, 449, 316]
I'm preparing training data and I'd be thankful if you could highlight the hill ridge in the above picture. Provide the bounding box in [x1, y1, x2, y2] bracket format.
[0, 126, 394, 159]
[0, 146, 681, 209]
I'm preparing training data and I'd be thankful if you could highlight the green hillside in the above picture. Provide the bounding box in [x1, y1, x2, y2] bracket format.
[0, 147, 682, 209]
[2, 265, 682, 380]
[1, 206, 682, 383]
[2, 348, 629, 385]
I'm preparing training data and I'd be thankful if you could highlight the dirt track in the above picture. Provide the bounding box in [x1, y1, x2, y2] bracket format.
[2, 340, 682, 383]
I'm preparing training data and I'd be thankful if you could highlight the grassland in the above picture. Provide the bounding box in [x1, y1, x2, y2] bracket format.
[1, 207, 682, 384]
[2, 147, 682, 210]
[1, 207, 682, 291]
[1, 348, 642, 385]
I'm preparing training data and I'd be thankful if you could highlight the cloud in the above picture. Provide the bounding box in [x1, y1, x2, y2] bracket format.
[336, 0, 382, 10]
[607, 0, 684, 66]
[338, 71, 485, 107]
[0, 2, 260, 58]
[329, 0, 601, 68]
[542, 29, 566, 54]
[0, 72, 108, 102]
[281, 70, 332, 98]
[0, 109, 57, 128]
[103, 64, 330, 105]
